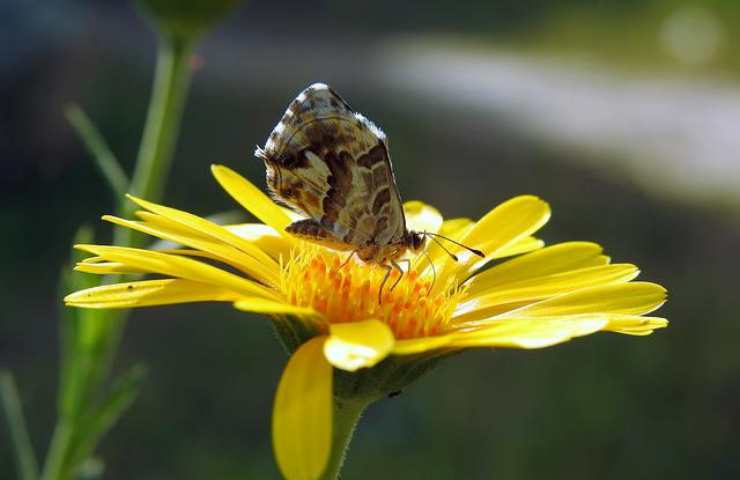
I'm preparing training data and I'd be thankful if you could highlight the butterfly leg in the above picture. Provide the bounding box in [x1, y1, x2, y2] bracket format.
[378, 264, 393, 304]
[389, 259, 407, 292]
[338, 250, 357, 269]
[421, 251, 436, 295]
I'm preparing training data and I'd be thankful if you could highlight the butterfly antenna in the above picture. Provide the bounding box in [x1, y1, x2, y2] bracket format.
[425, 232, 485, 258]
[427, 234, 458, 262]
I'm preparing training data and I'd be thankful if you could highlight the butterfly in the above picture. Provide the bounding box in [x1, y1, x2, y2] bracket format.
[255, 83, 482, 301]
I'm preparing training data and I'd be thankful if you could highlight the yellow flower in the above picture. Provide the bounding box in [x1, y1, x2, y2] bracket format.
[65, 165, 668, 480]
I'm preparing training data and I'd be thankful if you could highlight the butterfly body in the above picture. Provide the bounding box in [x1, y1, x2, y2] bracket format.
[256, 83, 425, 264]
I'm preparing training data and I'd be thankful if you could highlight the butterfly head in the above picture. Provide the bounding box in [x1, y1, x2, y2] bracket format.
[406, 231, 427, 253]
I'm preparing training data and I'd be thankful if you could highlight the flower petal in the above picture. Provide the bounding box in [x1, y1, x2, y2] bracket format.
[211, 164, 292, 232]
[104, 215, 279, 286]
[464, 242, 609, 298]
[436, 195, 551, 289]
[273, 337, 332, 480]
[233, 298, 320, 318]
[450, 314, 609, 349]
[602, 314, 669, 335]
[126, 195, 279, 270]
[75, 244, 280, 301]
[392, 334, 457, 355]
[75, 258, 147, 275]
[64, 279, 238, 308]
[455, 264, 640, 322]
[403, 201, 443, 234]
[324, 320, 395, 371]
[439, 217, 474, 237]
[503, 282, 667, 317]
[226, 223, 293, 260]
[462, 195, 550, 249]
[491, 236, 545, 260]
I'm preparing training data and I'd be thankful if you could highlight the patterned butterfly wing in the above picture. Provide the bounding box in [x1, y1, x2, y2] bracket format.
[256, 83, 407, 249]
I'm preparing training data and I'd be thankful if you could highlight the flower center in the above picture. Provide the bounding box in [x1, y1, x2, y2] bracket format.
[282, 247, 461, 339]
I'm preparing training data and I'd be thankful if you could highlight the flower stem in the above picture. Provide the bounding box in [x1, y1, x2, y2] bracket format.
[116, 32, 194, 247]
[321, 397, 371, 480]
[40, 419, 74, 480]
[42, 33, 195, 480]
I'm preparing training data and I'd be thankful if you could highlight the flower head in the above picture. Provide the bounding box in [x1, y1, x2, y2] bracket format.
[65, 165, 667, 479]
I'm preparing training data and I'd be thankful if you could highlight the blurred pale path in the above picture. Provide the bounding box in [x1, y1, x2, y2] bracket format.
[384, 39, 740, 208]
[200, 34, 740, 210]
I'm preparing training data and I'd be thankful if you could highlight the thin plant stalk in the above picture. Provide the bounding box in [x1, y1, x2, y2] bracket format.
[320, 398, 370, 480]
[41, 33, 195, 480]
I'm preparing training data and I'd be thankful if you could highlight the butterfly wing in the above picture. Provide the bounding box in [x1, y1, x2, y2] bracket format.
[256, 83, 407, 248]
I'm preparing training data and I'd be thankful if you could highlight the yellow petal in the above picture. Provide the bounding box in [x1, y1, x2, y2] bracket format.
[126, 195, 278, 270]
[603, 314, 669, 335]
[437, 196, 551, 289]
[414, 217, 473, 276]
[65, 279, 238, 309]
[211, 164, 292, 232]
[403, 201, 443, 234]
[455, 264, 640, 322]
[491, 236, 545, 259]
[461, 195, 550, 248]
[233, 298, 320, 319]
[226, 223, 293, 260]
[104, 215, 279, 286]
[451, 314, 609, 349]
[439, 217, 474, 237]
[324, 320, 395, 371]
[464, 242, 609, 298]
[273, 337, 332, 480]
[135, 211, 213, 241]
[458, 236, 546, 276]
[392, 334, 457, 355]
[75, 244, 280, 301]
[75, 260, 146, 275]
[504, 282, 667, 317]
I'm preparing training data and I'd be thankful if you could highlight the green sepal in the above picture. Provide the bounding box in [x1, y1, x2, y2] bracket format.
[271, 315, 323, 355]
[135, 0, 245, 42]
[272, 315, 455, 401]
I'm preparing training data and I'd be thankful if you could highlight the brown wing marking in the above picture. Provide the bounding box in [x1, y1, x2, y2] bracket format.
[340, 143, 407, 246]
[320, 150, 354, 237]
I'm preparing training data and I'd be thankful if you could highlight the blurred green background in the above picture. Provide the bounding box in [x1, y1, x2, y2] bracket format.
[3, 0, 740, 478]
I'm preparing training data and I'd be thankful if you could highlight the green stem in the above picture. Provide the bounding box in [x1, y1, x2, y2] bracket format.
[116, 32, 194, 247]
[40, 420, 74, 480]
[43, 33, 195, 480]
[321, 397, 371, 480]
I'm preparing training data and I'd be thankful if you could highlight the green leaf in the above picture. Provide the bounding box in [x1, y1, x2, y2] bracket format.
[135, 0, 246, 41]
[65, 106, 129, 199]
[0, 371, 40, 480]
[64, 365, 147, 478]
[58, 227, 129, 422]
[58, 226, 99, 418]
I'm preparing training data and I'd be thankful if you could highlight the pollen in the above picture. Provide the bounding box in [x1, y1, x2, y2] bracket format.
[281, 246, 462, 339]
